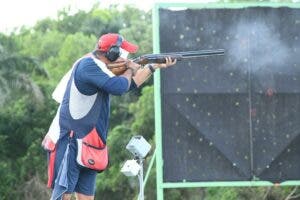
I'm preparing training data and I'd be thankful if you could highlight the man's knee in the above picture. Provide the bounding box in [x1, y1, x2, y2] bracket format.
[75, 192, 94, 200]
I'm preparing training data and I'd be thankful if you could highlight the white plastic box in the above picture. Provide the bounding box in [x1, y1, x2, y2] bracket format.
[126, 135, 151, 158]
[121, 159, 141, 176]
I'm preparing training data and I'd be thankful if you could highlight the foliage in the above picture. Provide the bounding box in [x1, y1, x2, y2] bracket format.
[0, 46, 47, 105]
[96, 125, 136, 200]
[0, 95, 53, 199]
[129, 86, 155, 140]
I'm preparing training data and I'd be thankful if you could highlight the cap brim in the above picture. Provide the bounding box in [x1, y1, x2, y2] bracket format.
[121, 40, 138, 53]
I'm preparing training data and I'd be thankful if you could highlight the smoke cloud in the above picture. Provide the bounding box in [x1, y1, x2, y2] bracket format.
[227, 20, 291, 74]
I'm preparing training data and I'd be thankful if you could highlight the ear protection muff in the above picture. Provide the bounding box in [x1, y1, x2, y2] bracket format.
[105, 35, 123, 62]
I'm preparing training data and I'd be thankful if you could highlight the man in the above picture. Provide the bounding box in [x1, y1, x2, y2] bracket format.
[42, 33, 176, 200]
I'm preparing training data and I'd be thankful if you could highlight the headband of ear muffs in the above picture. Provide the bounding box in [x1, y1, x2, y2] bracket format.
[105, 35, 123, 62]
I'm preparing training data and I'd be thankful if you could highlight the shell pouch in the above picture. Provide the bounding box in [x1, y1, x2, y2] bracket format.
[76, 127, 108, 171]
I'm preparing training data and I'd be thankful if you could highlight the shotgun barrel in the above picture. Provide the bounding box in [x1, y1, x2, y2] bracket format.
[133, 49, 225, 65]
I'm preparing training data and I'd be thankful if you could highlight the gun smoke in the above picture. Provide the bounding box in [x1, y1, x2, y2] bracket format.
[227, 20, 291, 74]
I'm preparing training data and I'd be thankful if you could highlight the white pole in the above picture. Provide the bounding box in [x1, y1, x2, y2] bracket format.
[138, 158, 144, 200]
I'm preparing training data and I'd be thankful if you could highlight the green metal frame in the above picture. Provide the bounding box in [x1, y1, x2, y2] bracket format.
[153, 2, 300, 200]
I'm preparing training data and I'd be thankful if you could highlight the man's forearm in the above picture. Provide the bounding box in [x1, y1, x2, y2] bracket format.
[132, 65, 156, 87]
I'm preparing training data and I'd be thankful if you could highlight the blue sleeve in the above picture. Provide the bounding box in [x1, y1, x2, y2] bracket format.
[76, 58, 110, 90]
[101, 77, 138, 95]
[102, 76, 129, 95]
[75, 57, 131, 95]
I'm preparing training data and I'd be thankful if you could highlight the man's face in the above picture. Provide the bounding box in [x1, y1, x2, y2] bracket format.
[120, 48, 129, 59]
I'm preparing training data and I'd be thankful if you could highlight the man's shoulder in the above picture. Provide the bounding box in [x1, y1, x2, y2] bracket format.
[76, 56, 115, 79]
[76, 57, 99, 73]
[78, 56, 106, 68]
[78, 56, 115, 77]
[79, 56, 95, 66]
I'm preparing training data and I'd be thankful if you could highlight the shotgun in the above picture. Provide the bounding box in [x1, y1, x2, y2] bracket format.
[107, 49, 225, 75]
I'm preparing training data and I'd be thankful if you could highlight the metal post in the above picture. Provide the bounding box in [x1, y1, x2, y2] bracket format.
[138, 158, 144, 200]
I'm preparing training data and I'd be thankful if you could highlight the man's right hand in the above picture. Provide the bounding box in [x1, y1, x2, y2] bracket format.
[119, 59, 140, 89]
[126, 60, 141, 76]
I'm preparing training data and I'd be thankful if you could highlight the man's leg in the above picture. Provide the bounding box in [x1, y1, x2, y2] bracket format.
[62, 193, 72, 200]
[74, 167, 97, 200]
[75, 192, 94, 200]
[63, 139, 81, 199]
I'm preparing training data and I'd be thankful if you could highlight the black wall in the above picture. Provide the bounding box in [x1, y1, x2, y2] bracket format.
[160, 7, 300, 183]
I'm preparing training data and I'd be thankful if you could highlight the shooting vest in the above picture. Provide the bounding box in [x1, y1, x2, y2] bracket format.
[47, 55, 112, 188]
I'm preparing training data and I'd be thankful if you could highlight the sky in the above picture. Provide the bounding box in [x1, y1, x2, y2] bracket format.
[0, 0, 216, 34]
[1, 0, 299, 34]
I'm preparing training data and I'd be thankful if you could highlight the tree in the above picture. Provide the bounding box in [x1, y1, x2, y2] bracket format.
[0, 37, 47, 106]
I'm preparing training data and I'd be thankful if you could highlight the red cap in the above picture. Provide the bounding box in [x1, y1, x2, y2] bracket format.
[97, 33, 138, 53]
